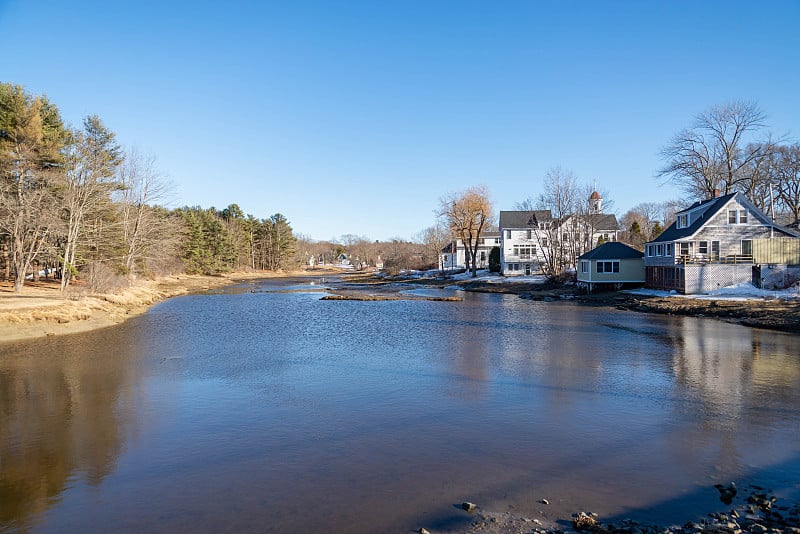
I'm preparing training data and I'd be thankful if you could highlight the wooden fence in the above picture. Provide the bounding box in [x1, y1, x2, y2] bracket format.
[753, 238, 800, 265]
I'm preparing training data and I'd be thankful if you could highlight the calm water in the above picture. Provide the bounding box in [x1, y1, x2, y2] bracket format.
[1, 279, 800, 533]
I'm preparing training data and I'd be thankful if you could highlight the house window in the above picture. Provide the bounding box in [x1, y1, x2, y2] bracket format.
[728, 210, 738, 224]
[739, 210, 748, 223]
[698, 241, 708, 255]
[506, 230, 511, 239]
[480, 251, 486, 262]
[679, 242, 690, 257]
[597, 261, 620, 273]
[741, 240, 752, 257]
[580, 261, 589, 273]
[513, 246, 533, 258]
[655, 244, 663, 256]
[677, 214, 688, 228]
[666, 244, 673, 256]
[526, 230, 532, 239]
[479, 238, 484, 245]
[711, 241, 720, 261]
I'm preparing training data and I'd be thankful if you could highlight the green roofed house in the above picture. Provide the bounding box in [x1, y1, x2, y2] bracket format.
[577, 242, 645, 292]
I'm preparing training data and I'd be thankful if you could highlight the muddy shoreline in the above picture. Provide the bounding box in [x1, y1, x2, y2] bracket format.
[342, 273, 800, 334]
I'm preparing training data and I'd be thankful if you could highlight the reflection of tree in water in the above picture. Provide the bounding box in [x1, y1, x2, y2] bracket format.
[0, 334, 140, 531]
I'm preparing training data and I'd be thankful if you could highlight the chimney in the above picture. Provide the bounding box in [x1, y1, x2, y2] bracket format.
[713, 188, 722, 198]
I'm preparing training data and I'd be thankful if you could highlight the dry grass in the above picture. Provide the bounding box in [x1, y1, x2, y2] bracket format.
[0, 269, 322, 344]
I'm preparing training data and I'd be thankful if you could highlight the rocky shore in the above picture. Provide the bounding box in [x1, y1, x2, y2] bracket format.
[350, 273, 800, 334]
[424, 486, 800, 534]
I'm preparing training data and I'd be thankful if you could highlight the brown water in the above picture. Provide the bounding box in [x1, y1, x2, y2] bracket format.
[1, 280, 799, 533]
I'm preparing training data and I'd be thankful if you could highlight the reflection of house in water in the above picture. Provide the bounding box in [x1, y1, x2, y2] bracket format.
[672, 320, 800, 418]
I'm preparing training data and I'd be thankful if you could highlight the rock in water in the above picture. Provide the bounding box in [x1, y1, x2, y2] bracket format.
[715, 482, 737, 504]
[418, 529, 431, 534]
[461, 502, 476, 512]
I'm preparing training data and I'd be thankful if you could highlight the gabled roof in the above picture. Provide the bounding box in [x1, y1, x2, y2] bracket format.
[649, 192, 800, 243]
[499, 210, 553, 229]
[579, 213, 620, 231]
[578, 241, 643, 260]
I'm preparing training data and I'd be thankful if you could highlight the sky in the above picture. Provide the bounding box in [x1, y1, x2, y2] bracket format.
[1, 1, 798, 242]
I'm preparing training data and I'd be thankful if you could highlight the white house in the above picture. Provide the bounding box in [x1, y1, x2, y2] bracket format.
[441, 232, 501, 271]
[644, 192, 800, 293]
[498, 191, 619, 276]
[498, 210, 553, 275]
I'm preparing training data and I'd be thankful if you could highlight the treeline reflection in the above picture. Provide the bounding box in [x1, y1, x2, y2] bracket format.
[0, 332, 142, 531]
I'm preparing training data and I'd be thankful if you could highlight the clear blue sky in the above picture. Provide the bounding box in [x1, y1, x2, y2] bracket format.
[2, 1, 798, 242]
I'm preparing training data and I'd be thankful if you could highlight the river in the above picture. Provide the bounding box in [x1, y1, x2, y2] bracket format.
[1, 278, 799, 533]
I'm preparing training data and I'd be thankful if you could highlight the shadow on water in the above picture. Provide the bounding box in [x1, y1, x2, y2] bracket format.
[598, 453, 800, 526]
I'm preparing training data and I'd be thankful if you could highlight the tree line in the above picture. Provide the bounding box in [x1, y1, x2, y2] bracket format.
[0, 82, 297, 293]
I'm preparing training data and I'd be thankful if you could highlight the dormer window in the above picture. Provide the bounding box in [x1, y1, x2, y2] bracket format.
[677, 214, 689, 228]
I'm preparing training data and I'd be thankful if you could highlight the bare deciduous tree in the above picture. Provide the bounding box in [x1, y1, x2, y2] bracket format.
[417, 221, 451, 272]
[438, 185, 493, 277]
[116, 149, 174, 279]
[772, 143, 800, 227]
[659, 101, 776, 200]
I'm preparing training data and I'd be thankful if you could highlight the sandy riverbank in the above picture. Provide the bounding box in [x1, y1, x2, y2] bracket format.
[0, 269, 329, 345]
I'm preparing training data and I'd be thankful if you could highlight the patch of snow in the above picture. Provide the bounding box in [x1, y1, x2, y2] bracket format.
[624, 282, 800, 301]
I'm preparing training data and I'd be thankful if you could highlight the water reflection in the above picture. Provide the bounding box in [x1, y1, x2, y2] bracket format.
[0, 329, 142, 532]
[1, 284, 799, 532]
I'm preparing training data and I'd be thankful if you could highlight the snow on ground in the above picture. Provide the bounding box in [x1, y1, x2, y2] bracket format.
[625, 282, 800, 301]
[397, 269, 548, 284]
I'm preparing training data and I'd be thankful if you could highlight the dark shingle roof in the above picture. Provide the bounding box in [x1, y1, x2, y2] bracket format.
[649, 192, 800, 242]
[499, 210, 552, 229]
[581, 213, 620, 231]
[578, 242, 643, 260]
[649, 193, 736, 243]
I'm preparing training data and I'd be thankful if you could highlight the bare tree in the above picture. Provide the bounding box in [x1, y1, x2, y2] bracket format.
[529, 167, 581, 276]
[438, 185, 493, 277]
[659, 101, 776, 200]
[417, 221, 451, 272]
[116, 149, 174, 279]
[772, 143, 800, 227]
